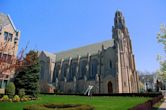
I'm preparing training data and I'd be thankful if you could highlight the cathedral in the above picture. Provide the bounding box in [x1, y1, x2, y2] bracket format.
[39, 11, 139, 94]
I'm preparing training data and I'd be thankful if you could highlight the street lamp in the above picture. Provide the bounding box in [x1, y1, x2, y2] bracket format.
[146, 82, 148, 92]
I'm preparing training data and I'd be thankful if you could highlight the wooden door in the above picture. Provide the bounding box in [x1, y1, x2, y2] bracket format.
[108, 81, 113, 94]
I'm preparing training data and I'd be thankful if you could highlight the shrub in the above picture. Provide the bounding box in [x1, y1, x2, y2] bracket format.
[21, 95, 31, 102]
[13, 95, 20, 102]
[5, 82, 15, 98]
[18, 89, 25, 98]
[1, 95, 9, 102]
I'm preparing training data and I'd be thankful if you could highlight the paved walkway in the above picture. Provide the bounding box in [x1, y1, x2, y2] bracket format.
[158, 98, 166, 110]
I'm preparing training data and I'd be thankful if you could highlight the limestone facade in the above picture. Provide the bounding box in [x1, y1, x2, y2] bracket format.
[0, 13, 20, 90]
[39, 11, 139, 94]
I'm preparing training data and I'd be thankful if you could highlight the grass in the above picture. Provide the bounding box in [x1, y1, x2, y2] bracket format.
[0, 95, 150, 110]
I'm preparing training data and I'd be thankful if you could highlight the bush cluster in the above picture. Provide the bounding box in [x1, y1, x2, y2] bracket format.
[0, 82, 31, 102]
[0, 94, 36, 102]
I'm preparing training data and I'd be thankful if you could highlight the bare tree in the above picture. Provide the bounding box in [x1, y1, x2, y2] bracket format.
[0, 40, 32, 82]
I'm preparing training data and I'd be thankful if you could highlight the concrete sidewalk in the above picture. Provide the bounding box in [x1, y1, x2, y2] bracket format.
[158, 98, 166, 110]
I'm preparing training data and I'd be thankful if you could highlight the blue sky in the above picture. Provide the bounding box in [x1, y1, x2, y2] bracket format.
[0, 0, 166, 73]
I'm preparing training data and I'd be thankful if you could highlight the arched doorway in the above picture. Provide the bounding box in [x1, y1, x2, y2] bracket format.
[108, 81, 113, 94]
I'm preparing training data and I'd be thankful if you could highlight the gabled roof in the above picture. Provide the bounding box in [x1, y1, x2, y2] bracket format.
[55, 39, 114, 62]
[42, 51, 56, 60]
[0, 13, 18, 32]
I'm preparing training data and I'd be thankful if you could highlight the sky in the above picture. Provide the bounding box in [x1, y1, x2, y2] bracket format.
[0, 0, 166, 73]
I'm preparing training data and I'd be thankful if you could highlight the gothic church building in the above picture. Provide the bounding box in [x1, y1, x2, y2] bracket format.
[39, 11, 139, 94]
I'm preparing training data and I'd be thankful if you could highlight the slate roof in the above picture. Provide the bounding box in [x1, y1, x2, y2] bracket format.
[55, 39, 114, 62]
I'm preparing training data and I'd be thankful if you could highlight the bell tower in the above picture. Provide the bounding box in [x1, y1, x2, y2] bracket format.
[112, 11, 138, 93]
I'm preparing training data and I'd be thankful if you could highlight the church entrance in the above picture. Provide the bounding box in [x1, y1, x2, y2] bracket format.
[108, 81, 113, 94]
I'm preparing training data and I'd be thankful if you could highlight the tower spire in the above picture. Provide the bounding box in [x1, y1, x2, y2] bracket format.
[114, 10, 126, 29]
[112, 11, 138, 93]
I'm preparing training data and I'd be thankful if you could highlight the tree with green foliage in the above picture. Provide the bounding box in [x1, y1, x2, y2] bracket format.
[157, 24, 166, 82]
[14, 50, 40, 97]
[157, 24, 166, 52]
[5, 82, 15, 98]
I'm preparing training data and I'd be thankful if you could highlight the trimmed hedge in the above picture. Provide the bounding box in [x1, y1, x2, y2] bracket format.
[23, 104, 94, 110]
[41, 92, 162, 97]
[128, 95, 164, 110]
[93, 93, 163, 97]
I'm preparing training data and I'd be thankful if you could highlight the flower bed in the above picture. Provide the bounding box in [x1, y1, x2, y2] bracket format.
[23, 103, 94, 110]
[0, 95, 37, 102]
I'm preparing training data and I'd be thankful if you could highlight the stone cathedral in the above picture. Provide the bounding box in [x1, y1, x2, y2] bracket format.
[39, 11, 139, 94]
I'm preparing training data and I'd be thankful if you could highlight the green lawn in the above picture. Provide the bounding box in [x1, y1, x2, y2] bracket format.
[0, 95, 150, 110]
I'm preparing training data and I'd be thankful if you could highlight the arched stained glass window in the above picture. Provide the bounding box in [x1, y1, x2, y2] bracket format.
[89, 59, 98, 80]
[67, 62, 77, 81]
[40, 61, 46, 80]
[53, 64, 60, 82]
[78, 60, 87, 80]
[60, 63, 68, 81]
[110, 60, 112, 69]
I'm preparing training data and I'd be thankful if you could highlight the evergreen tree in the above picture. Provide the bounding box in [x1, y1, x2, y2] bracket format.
[14, 50, 40, 97]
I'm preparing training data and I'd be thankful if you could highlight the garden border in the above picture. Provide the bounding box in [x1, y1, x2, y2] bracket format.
[128, 95, 163, 110]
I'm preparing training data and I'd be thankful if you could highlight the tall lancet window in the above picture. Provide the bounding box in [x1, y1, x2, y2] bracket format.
[40, 61, 46, 80]
[53, 64, 60, 82]
[89, 59, 98, 80]
[68, 62, 77, 81]
[60, 63, 68, 81]
[110, 60, 112, 69]
[78, 60, 87, 80]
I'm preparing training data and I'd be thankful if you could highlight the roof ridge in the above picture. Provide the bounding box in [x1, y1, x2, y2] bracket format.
[7, 15, 17, 31]
[54, 39, 114, 62]
[42, 51, 56, 59]
[54, 39, 113, 54]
